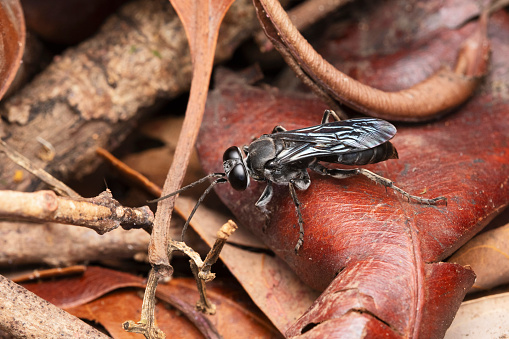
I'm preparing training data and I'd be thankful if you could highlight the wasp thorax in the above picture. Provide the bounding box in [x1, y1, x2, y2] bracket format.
[246, 138, 277, 175]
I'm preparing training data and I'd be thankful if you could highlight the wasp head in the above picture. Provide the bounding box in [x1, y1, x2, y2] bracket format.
[223, 146, 250, 191]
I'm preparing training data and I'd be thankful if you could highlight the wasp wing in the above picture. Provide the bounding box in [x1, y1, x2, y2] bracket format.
[272, 118, 396, 165]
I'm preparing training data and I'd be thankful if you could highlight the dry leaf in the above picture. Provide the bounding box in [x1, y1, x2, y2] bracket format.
[449, 222, 509, 293]
[23, 266, 281, 338]
[196, 9, 509, 337]
[178, 196, 320, 333]
[444, 292, 509, 338]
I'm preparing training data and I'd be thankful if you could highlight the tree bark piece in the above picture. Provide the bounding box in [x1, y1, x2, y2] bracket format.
[0, 0, 256, 192]
[0, 0, 256, 267]
[0, 220, 150, 267]
[0, 274, 109, 338]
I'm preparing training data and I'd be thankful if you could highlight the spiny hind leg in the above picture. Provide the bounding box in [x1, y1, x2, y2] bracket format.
[309, 162, 447, 204]
[356, 168, 447, 204]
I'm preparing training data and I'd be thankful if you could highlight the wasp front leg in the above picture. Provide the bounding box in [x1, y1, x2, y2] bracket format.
[255, 181, 273, 214]
[309, 162, 447, 205]
[288, 181, 305, 254]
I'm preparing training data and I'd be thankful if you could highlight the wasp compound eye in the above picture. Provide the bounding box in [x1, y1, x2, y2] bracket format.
[223, 146, 249, 190]
[228, 163, 249, 190]
[223, 146, 243, 162]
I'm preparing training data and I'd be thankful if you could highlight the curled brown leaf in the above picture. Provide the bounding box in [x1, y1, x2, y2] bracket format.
[254, 0, 490, 121]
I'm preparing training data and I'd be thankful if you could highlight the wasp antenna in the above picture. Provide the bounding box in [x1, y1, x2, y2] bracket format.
[181, 177, 228, 241]
[147, 173, 225, 203]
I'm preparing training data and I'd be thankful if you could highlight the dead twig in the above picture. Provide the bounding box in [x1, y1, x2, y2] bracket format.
[124, 220, 238, 337]
[169, 220, 238, 315]
[123, 268, 166, 339]
[0, 189, 153, 234]
[0, 141, 151, 267]
[10, 265, 88, 283]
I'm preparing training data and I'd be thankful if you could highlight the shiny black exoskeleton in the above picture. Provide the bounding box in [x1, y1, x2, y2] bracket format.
[153, 110, 446, 253]
[220, 110, 447, 252]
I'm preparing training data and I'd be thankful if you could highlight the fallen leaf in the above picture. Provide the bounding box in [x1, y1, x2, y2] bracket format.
[22, 266, 281, 338]
[178, 196, 320, 333]
[196, 9, 509, 338]
[443, 292, 509, 338]
[67, 290, 204, 339]
[21, 266, 146, 309]
[448, 222, 509, 293]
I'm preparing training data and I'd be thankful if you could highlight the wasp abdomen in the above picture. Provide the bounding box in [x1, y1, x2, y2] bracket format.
[336, 142, 398, 166]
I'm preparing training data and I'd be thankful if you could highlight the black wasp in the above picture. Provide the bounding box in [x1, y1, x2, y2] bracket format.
[152, 110, 446, 253]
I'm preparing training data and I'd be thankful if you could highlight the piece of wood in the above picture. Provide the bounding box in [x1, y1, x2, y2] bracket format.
[0, 0, 256, 193]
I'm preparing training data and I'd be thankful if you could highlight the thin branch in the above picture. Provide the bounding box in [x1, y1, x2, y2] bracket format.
[123, 268, 166, 339]
[0, 189, 153, 234]
[168, 220, 238, 315]
[124, 220, 238, 337]
[0, 139, 79, 198]
[199, 220, 238, 281]
[11, 265, 87, 283]
[96, 147, 162, 197]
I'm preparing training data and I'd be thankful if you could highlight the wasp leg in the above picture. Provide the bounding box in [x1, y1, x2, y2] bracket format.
[309, 162, 447, 205]
[255, 182, 274, 233]
[321, 109, 342, 124]
[272, 125, 287, 133]
[288, 181, 305, 254]
[255, 181, 273, 213]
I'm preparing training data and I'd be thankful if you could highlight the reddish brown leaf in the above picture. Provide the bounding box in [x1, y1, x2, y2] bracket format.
[0, 0, 25, 100]
[22, 0, 128, 44]
[67, 290, 204, 339]
[22, 266, 281, 338]
[196, 9, 509, 338]
[253, 0, 489, 121]
[22, 266, 146, 309]
[177, 196, 320, 333]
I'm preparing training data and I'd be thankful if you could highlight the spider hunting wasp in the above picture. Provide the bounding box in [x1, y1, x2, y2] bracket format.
[151, 110, 447, 253]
